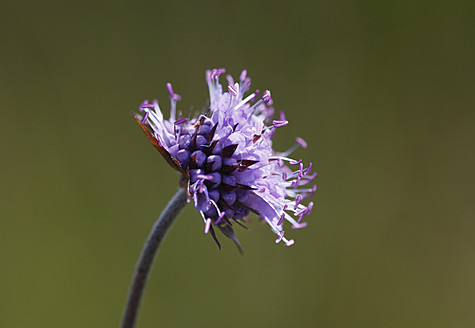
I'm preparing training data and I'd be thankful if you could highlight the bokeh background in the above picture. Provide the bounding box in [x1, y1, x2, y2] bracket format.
[1, 0, 474, 327]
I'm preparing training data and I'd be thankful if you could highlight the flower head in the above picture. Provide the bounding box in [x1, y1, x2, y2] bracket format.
[136, 68, 316, 250]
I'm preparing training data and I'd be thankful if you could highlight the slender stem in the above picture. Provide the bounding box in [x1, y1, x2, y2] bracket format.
[121, 188, 187, 328]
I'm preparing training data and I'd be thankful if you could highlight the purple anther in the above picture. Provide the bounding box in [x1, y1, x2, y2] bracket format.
[296, 137, 308, 148]
[174, 118, 188, 125]
[294, 195, 302, 210]
[298, 163, 304, 178]
[285, 239, 295, 246]
[262, 90, 271, 104]
[278, 213, 285, 226]
[139, 100, 147, 110]
[214, 211, 226, 225]
[135, 68, 316, 248]
[197, 174, 213, 181]
[211, 68, 225, 79]
[304, 162, 313, 175]
[228, 85, 237, 97]
[289, 159, 302, 165]
[204, 218, 212, 234]
[141, 111, 149, 124]
[240, 69, 247, 82]
[292, 222, 307, 230]
[275, 230, 285, 243]
[306, 201, 314, 215]
[189, 169, 204, 183]
[140, 101, 154, 109]
[295, 207, 307, 217]
[273, 120, 289, 128]
[309, 184, 317, 196]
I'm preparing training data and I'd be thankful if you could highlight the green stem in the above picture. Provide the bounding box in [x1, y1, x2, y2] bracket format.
[121, 188, 187, 328]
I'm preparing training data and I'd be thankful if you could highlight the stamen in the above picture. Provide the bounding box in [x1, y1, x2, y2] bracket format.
[174, 118, 188, 125]
[214, 211, 226, 225]
[273, 120, 288, 128]
[299, 172, 317, 185]
[166, 83, 182, 101]
[228, 85, 237, 97]
[296, 137, 308, 148]
[204, 218, 212, 234]
[291, 185, 316, 194]
[292, 222, 307, 230]
[275, 230, 285, 243]
[278, 213, 285, 225]
[141, 111, 149, 124]
[294, 195, 302, 210]
[295, 207, 307, 217]
[211, 68, 225, 79]
[304, 162, 313, 175]
[306, 202, 314, 215]
[234, 93, 255, 110]
[240, 69, 247, 82]
[285, 239, 295, 246]
[289, 159, 302, 165]
[140, 101, 154, 109]
[298, 163, 304, 178]
[262, 90, 271, 104]
[196, 174, 213, 180]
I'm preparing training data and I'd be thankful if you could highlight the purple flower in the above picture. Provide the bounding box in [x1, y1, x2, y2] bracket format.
[136, 68, 316, 250]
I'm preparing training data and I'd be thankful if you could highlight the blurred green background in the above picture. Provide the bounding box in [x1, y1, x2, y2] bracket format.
[1, 0, 474, 327]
